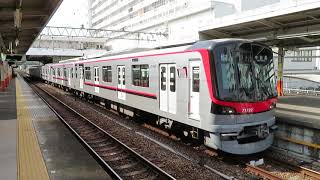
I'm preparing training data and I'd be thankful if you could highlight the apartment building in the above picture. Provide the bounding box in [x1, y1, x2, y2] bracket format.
[88, 0, 320, 75]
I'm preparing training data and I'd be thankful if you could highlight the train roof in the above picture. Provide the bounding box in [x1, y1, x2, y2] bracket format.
[47, 45, 192, 66]
[46, 39, 265, 67]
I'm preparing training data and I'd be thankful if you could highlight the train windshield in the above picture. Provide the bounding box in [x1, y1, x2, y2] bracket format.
[215, 43, 277, 102]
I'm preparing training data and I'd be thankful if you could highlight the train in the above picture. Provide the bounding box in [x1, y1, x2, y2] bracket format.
[25, 65, 42, 80]
[0, 60, 13, 91]
[41, 39, 278, 154]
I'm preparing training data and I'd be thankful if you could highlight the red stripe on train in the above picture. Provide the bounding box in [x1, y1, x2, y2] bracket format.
[84, 82, 157, 99]
[53, 77, 68, 81]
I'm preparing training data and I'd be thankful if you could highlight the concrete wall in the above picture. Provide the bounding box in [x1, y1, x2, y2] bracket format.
[241, 0, 280, 11]
[273, 122, 320, 163]
[214, 2, 236, 18]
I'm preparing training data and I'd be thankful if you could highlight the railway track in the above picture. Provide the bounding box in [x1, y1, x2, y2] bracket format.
[28, 81, 176, 180]
[245, 156, 320, 180]
[27, 79, 320, 180]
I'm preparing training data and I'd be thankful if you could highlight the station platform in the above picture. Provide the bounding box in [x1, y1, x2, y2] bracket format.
[276, 96, 320, 130]
[0, 76, 110, 180]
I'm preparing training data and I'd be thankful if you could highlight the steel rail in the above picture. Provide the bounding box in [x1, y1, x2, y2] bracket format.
[27, 80, 176, 180]
[267, 156, 320, 180]
[245, 164, 283, 180]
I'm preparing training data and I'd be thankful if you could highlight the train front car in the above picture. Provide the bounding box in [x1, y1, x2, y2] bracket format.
[192, 39, 278, 154]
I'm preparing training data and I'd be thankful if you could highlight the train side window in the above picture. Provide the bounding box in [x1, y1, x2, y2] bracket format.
[132, 64, 149, 87]
[85, 67, 91, 80]
[170, 66, 176, 92]
[161, 67, 166, 90]
[102, 66, 112, 82]
[192, 67, 200, 92]
[132, 65, 140, 86]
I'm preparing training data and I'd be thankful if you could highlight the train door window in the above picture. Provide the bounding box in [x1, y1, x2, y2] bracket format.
[169, 66, 176, 92]
[160, 67, 166, 90]
[57, 68, 61, 76]
[192, 67, 200, 92]
[102, 66, 112, 82]
[75, 67, 78, 78]
[85, 67, 91, 80]
[123, 66, 125, 85]
[71, 68, 73, 78]
[64, 68, 67, 77]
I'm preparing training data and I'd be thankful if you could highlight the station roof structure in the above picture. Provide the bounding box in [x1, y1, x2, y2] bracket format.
[199, 3, 320, 48]
[0, 0, 62, 55]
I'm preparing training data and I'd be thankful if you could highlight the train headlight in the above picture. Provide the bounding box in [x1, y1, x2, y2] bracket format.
[269, 102, 276, 109]
[221, 106, 236, 114]
[212, 103, 237, 115]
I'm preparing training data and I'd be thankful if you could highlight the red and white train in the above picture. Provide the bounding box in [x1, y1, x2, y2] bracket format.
[42, 39, 278, 154]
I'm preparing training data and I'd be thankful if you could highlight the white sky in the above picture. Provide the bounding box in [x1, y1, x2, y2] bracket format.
[47, 0, 89, 28]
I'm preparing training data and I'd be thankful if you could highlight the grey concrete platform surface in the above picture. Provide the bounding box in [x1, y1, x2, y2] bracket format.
[276, 96, 320, 130]
[278, 96, 320, 108]
[18, 77, 111, 180]
[0, 78, 17, 180]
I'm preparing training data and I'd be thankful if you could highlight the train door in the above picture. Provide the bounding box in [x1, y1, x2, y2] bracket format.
[117, 65, 126, 100]
[189, 60, 200, 120]
[79, 65, 84, 89]
[63, 68, 66, 85]
[159, 64, 176, 114]
[55, 68, 58, 83]
[51, 68, 53, 81]
[68, 68, 71, 86]
[94, 66, 100, 93]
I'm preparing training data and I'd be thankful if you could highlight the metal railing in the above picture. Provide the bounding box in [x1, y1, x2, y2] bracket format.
[284, 88, 320, 96]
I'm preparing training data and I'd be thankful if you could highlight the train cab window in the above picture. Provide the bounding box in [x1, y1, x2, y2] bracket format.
[160, 67, 166, 90]
[192, 67, 200, 92]
[85, 67, 91, 80]
[132, 64, 149, 87]
[102, 66, 112, 82]
[170, 66, 176, 92]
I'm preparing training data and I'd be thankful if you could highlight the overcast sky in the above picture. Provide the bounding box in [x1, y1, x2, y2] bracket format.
[47, 0, 89, 28]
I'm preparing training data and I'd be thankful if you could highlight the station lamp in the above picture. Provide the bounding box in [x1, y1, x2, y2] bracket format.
[14, 9, 22, 29]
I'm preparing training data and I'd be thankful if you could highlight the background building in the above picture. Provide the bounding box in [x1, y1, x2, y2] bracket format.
[88, 0, 320, 89]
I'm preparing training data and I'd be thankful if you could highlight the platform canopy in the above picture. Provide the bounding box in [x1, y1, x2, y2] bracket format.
[199, 4, 320, 48]
[0, 0, 62, 55]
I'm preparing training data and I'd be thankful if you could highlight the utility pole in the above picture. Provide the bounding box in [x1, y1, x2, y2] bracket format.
[277, 47, 284, 96]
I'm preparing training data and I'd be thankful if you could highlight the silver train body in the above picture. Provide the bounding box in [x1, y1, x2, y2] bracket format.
[26, 66, 42, 80]
[41, 39, 278, 154]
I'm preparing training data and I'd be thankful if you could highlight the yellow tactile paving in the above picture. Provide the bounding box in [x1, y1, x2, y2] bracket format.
[16, 79, 50, 180]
